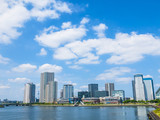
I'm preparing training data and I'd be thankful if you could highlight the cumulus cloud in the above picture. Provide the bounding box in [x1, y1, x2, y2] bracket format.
[80, 85, 88, 89]
[96, 67, 132, 83]
[58, 80, 77, 86]
[143, 75, 153, 78]
[8, 77, 30, 83]
[0, 54, 10, 64]
[38, 64, 63, 73]
[61, 21, 72, 29]
[0, 85, 10, 89]
[69, 65, 82, 70]
[93, 23, 108, 38]
[38, 48, 47, 56]
[12, 64, 37, 72]
[80, 17, 90, 24]
[0, 0, 72, 44]
[35, 23, 87, 48]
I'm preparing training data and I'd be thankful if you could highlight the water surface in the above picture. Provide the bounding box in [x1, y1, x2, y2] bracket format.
[0, 106, 155, 120]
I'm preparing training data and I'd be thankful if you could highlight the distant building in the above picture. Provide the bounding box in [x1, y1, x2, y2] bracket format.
[143, 78, 155, 101]
[60, 89, 63, 99]
[78, 91, 89, 100]
[99, 96, 120, 104]
[156, 87, 160, 99]
[63, 84, 74, 99]
[112, 90, 125, 101]
[132, 74, 146, 101]
[23, 83, 35, 103]
[81, 97, 100, 104]
[105, 83, 114, 96]
[88, 84, 98, 97]
[95, 91, 108, 98]
[40, 72, 57, 103]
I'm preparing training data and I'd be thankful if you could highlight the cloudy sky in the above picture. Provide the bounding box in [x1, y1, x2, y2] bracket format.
[0, 0, 160, 100]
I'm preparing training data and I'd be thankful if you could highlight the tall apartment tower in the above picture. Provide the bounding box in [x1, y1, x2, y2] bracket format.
[63, 84, 74, 99]
[23, 83, 35, 103]
[143, 78, 155, 101]
[132, 74, 146, 101]
[105, 83, 114, 96]
[40, 72, 57, 103]
[88, 84, 98, 97]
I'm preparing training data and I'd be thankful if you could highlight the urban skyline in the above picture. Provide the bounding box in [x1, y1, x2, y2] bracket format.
[1, 0, 160, 101]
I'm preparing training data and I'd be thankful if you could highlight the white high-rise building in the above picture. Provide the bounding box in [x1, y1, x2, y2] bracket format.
[63, 84, 74, 99]
[132, 74, 146, 101]
[105, 83, 114, 96]
[143, 78, 155, 101]
[23, 83, 35, 103]
[40, 72, 57, 103]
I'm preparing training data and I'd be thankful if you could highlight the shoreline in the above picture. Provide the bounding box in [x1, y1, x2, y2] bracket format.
[32, 104, 157, 107]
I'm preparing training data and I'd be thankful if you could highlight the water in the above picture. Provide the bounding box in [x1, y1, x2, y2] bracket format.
[0, 106, 155, 120]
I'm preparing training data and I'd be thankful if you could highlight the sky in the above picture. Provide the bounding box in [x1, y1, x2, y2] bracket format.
[0, 0, 160, 101]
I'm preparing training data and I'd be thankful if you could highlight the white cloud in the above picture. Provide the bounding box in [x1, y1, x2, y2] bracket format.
[69, 65, 82, 70]
[58, 80, 77, 86]
[93, 23, 108, 38]
[38, 64, 63, 73]
[80, 17, 90, 24]
[8, 77, 30, 83]
[12, 64, 37, 72]
[61, 21, 72, 29]
[0, 0, 72, 44]
[155, 84, 160, 87]
[0, 54, 10, 64]
[38, 48, 47, 56]
[35, 25, 87, 48]
[96, 67, 132, 83]
[0, 85, 10, 89]
[158, 69, 160, 73]
[80, 85, 88, 89]
[143, 75, 153, 78]
[54, 47, 77, 60]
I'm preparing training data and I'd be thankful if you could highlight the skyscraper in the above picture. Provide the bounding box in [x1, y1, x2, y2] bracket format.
[23, 83, 35, 103]
[132, 74, 146, 101]
[105, 83, 114, 96]
[40, 72, 57, 103]
[63, 84, 74, 99]
[143, 78, 155, 101]
[156, 87, 160, 99]
[112, 90, 125, 101]
[88, 84, 98, 97]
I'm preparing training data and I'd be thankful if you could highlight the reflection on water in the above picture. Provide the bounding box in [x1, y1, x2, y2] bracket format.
[0, 106, 155, 120]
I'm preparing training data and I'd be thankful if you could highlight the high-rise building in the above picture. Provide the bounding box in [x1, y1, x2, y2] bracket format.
[95, 91, 108, 98]
[132, 74, 146, 101]
[143, 78, 155, 101]
[156, 87, 160, 99]
[105, 83, 114, 96]
[23, 83, 35, 103]
[63, 84, 74, 99]
[78, 91, 89, 100]
[88, 84, 98, 97]
[112, 90, 125, 101]
[40, 72, 57, 103]
[60, 89, 63, 99]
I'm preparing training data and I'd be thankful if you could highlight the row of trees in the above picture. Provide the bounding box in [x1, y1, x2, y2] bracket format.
[123, 99, 160, 104]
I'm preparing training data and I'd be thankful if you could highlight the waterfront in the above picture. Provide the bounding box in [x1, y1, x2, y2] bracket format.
[0, 106, 155, 120]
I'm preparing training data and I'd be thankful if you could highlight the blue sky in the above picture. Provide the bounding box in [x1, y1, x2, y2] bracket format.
[0, 0, 160, 100]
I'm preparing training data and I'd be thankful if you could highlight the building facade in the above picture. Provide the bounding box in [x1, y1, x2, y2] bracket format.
[105, 83, 114, 96]
[132, 74, 146, 101]
[112, 90, 125, 101]
[143, 78, 155, 101]
[63, 84, 74, 99]
[23, 83, 35, 103]
[40, 72, 57, 103]
[95, 91, 108, 98]
[78, 91, 89, 100]
[88, 84, 98, 97]
[156, 87, 160, 99]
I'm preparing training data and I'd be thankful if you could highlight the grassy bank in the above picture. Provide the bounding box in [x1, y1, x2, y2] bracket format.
[153, 108, 160, 117]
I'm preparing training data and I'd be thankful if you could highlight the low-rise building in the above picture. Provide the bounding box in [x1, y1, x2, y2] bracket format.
[95, 91, 108, 98]
[112, 90, 125, 101]
[99, 97, 120, 104]
[81, 97, 100, 104]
